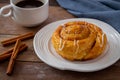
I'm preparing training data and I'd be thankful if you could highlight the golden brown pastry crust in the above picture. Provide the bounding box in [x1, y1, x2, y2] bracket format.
[51, 21, 107, 61]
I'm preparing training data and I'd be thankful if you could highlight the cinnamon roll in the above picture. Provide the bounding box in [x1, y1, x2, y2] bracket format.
[51, 21, 107, 61]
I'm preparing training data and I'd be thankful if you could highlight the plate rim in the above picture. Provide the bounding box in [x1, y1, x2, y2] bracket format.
[33, 18, 120, 72]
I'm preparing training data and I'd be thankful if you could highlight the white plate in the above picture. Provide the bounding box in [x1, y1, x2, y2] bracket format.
[33, 18, 120, 72]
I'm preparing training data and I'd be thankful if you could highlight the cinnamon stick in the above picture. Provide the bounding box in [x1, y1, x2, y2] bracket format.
[0, 44, 27, 62]
[0, 54, 11, 62]
[6, 39, 21, 75]
[1, 32, 34, 46]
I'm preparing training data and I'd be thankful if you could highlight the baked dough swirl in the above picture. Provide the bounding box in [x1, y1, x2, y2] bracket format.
[51, 21, 107, 61]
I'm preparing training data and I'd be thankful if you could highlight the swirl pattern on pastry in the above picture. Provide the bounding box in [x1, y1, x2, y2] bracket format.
[51, 21, 107, 61]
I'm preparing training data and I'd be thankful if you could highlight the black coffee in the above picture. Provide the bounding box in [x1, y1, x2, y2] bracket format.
[16, 0, 44, 8]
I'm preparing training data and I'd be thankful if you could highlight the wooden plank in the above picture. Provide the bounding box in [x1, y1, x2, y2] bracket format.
[49, 0, 59, 6]
[0, 1, 120, 80]
[0, 0, 9, 3]
[0, 3, 75, 61]
[0, 35, 41, 62]
[0, 61, 120, 80]
[0, 6, 75, 35]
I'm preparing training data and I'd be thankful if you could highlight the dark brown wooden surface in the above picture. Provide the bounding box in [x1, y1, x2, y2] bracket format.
[0, 0, 120, 80]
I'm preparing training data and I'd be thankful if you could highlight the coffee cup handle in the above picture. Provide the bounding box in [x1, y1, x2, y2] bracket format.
[0, 4, 12, 17]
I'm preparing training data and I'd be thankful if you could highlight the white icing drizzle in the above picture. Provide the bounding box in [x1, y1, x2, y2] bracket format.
[93, 25, 97, 31]
[73, 39, 79, 57]
[97, 35, 101, 43]
[62, 24, 66, 31]
[74, 39, 77, 46]
[61, 24, 65, 27]
[100, 33, 105, 47]
[84, 21, 87, 25]
[59, 38, 65, 51]
[75, 41, 79, 54]
[67, 28, 71, 34]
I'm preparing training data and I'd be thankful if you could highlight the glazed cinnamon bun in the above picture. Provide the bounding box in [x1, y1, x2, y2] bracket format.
[51, 21, 107, 61]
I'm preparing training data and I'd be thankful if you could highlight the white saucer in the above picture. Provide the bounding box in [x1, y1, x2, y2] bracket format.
[33, 18, 120, 72]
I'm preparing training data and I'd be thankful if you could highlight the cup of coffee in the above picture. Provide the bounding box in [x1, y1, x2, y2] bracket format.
[0, 0, 49, 27]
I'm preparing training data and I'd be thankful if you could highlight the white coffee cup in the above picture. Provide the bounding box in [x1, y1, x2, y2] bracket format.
[0, 0, 49, 27]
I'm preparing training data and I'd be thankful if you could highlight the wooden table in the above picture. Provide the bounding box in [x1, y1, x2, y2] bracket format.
[0, 0, 120, 80]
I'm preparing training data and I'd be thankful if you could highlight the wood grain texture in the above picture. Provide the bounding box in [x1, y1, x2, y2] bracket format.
[0, 0, 120, 80]
[0, 0, 9, 3]
[0, 5, 75, 34]
[0, 4, 74, 62]
[0, 61, 120, 80]
[0, 35, 41, 62]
